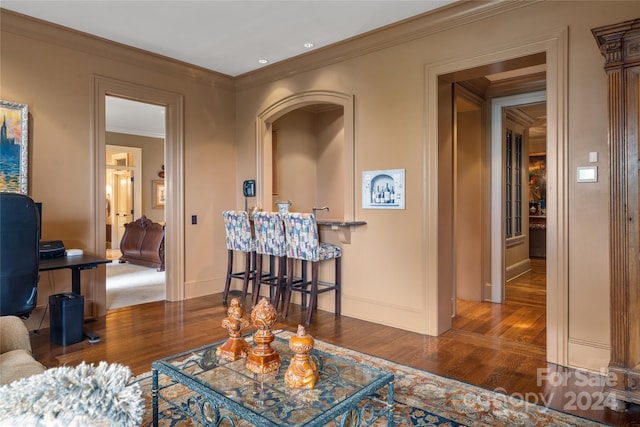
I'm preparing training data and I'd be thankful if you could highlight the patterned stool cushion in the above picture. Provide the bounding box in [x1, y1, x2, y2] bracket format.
[252, 211, 286, 257]
[283, 213, 341, 262]
[222, 210, 255, 252]
[319, 242, 342, 260]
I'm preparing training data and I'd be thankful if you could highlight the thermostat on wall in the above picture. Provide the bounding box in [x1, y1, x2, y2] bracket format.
[577, 166, 598, 183]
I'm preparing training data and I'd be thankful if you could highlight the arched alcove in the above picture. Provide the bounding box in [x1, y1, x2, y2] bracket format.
[256, 91, 355, 220]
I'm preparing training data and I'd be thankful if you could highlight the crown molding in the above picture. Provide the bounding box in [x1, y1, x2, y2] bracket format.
[235, 0, 542, 91]
[506, 107, 537, 128]
[1, 1, 542, 93]
[485, 72, 546, 98]
[0, 8, 236, 91]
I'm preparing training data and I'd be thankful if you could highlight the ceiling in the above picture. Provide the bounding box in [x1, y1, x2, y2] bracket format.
[2, 0, 457, 77]
[4, 1, 546, 140]
[3, 0, 459, 138]
[105, 96, 166, 139]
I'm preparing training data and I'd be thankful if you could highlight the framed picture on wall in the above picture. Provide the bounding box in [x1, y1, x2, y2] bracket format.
[0, 100, 29, 194]
[362, 168, 405, 209]
[152, 180, 165, 208]
[528, 153, 546, 215]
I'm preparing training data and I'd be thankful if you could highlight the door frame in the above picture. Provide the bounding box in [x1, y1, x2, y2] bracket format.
[425, 28, 568, 365]
[92, 75, 185, 314]
[490, 91, 546, 303]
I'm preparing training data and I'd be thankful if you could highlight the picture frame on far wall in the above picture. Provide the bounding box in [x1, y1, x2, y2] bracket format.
[362, 168, 405, 209]
[152, 180, 165, 209]
[528, 153, 547, 215]
[0, 100, 29, 194]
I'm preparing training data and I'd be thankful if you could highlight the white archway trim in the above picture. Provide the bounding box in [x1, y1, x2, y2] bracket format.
[490, 91, 546, 303]
[425, 27, 568, 366]
[256, 90, 355, 220]
[92, 75, 185, 309]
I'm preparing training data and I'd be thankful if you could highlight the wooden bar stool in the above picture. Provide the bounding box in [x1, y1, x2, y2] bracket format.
[282, 212, 341, 325]
[251, 211, 287, 309]
[221, 210, 256, 305]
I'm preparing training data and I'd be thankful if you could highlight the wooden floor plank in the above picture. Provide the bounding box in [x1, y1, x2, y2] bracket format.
[27, 259, 639, 425]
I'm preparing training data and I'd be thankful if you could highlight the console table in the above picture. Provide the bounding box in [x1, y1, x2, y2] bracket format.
[152, 334, 394, 426]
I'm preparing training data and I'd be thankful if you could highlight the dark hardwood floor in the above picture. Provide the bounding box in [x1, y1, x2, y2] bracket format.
[29, 260, 639, 426]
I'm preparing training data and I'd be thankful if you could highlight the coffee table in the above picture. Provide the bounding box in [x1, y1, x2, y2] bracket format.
[152, 334, 395, 426]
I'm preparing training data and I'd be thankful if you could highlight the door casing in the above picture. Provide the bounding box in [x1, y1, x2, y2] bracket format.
[425, 28, 568, 366]
[92, 75, 184, 315]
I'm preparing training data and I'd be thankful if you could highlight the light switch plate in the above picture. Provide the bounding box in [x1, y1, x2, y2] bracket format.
[577, 166, 598, 182]
[589, 152, 598, 163]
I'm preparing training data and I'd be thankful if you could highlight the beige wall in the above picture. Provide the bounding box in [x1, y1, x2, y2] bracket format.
[1, 10, 236, 329]
[456, 109, 483, 301]
[274, 108, 344, 218]
[315, 108, 345, 221]
[106, 132, 165, 224]
[234, 1, 637, 371]
[2, 1, 637, 372]
[274, 110, 317, 213]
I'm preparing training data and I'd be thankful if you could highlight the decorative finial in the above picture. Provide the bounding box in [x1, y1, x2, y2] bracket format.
[246, 298, 281, 374]
[285, 324, 319, 389]
[216, 297, 252, 361]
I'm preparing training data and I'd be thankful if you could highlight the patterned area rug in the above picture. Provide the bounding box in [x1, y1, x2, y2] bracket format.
[137, 331, 606, 426]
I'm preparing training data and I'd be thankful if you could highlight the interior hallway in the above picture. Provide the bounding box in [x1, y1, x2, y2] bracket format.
[452, 258, 547, 354]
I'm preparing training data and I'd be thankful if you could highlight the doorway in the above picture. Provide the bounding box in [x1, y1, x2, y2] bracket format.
[92, 76, 185, 317]
[490, 92, 546, 303]
[425, 27, 568, 365]
[104, 97, 166, 309]
[453, 89, 548, 353]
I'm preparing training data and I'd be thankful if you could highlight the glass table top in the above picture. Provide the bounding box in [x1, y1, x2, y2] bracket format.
[152, 334, 394, 426]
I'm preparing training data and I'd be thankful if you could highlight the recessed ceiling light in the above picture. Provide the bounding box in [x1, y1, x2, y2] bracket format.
[258, 59, 268, 64]
[304, 42, 315, 49]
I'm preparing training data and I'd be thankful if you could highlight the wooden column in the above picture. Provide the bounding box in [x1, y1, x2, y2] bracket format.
[593, 19, 640, 409]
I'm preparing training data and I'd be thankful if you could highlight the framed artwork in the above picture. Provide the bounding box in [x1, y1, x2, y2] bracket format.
[528, 153, 546, 215]
[152, 180, 165, 208]
[0, 100, 29, 194]
[362, 168, 405, 209]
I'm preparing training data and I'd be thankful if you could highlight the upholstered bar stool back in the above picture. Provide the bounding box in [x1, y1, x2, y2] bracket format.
[282, 212, 341, 324]
[252, 211, 288, 308]
[222, 210, 256, 305]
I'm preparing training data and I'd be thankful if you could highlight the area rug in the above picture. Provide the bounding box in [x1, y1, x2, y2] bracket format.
[136, 331, 606, 426]
[106, 261, 165, 309]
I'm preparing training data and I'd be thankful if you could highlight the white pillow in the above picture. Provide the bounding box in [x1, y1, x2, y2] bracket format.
[0, 361, 143, 427]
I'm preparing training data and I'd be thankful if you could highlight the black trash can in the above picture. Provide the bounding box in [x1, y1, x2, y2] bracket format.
[49, 292, 84, 345]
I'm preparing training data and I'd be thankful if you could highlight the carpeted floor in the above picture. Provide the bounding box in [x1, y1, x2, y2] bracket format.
[136, 331, 607, 426]
[106, 261, 166, 310]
